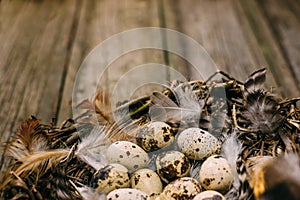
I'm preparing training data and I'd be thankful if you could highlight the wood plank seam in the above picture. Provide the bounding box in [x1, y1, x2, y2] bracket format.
[258, 0, 300, 92]
[157, 0, 171, 81]
[54, 0, 83, 125]
[240, 0, 300, 97]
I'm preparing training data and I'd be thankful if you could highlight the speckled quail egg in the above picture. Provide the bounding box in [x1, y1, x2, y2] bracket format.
[199, 155, 233, 194]
[160, 177, 202, 200]
[177, 128, 221, 160]
[136, 121, 174, 152]
[106, 141, 149, 171]
[131, 168, 163, 196]
[193, 190, 225, 200]
[106, 188, 149, 200]
[91, 163, 130, 194]
[156, 150, 190, 183]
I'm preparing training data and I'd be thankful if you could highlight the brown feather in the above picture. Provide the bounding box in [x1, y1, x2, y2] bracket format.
[244, 68, 267, 98]
[6, 118, 48, 160]
[77, 89, 113, 124]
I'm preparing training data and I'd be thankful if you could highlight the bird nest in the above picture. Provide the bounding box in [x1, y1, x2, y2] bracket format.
[1, 68, 300, 200]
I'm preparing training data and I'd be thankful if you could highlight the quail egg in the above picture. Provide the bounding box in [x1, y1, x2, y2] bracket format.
[177, 128, 221, 160]
[199, 155, 233, 194]
[106, 141, 149, 171]
[106, 188, 149, 200]
[193, 190, 225, 200]
[160, 177, 201, 200]
[136, 121, 174, 152]
[156, 150, 190, 183]
[91, 163, 130, 194]
[131, 168, 163, 196]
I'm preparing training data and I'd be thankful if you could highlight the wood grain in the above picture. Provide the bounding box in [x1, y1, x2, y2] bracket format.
[238, 0, 300, 97]
[162, 0, 300, 97]
[57, 0, 189, 124]
[163, 0, 275, 85]
[0, 0, 299, 183]
[0, 0, 78, 178]
[259, 0, 300, 96]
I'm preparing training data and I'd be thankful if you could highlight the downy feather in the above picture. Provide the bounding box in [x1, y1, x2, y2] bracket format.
[76, 126, 109, 170]
[221, 131, 243, 199]
[172, 81, 202, 111]
[242, 68, 283, 135]
[150, 82, 201, 126]
[70, 181, 106, 200]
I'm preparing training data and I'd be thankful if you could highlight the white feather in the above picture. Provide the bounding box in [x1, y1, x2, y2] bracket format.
[76, 126, 109, 170]
[221, 131, 243, 194]
[70, 181, 106, 200]
[190, 161, 201, 180]
[173, 82, 201, 110]
[150, 82, 202, 125]
[172, 83, 202, 125]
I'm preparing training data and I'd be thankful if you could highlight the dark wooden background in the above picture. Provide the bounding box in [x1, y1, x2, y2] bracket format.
[0, 0, 299, 179]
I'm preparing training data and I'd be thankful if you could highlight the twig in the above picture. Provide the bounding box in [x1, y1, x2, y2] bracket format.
[232, 104, 253, 133]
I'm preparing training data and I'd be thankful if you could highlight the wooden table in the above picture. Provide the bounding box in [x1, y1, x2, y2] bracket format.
[0, 0, 299, 179]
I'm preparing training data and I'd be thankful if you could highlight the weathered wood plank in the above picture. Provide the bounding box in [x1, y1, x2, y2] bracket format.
[259, 0, 300, 96]
[57, 0, 177, 124]
[0, 0, 77, 179]
[162, 0, 277, 89]
[238, 0, 300, 97]
[1, 0, 299, 186]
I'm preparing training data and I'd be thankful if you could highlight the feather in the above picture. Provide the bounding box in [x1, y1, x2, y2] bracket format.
[151, 91, 178, 108]
[1, 149, 69, 191]
[149, 81, 202, 127]
[76, 126, 109, 170]
[244, 68, 267, 98]
[236, 155, 252, 200]
[172, 81, 202, 111]
[113, 96, 150, 122]
[70, 181, 106, 200]
[77, 89, 143, 142]
[246, 156, 274, 192]
[77, 89, 113, 124]
[241, 68, 283, 135]
[172, 82, 202, 128]
[259, 153, 300, 200]
[6, 118, 48, 160]
[221, 131, 243, 198]
[244, 153, 300, 200]
[150, 90, 199, 123]
[149, 106, 199, 122]
[15, 150, 69, 178]
[242, 91, 283, 134]
[189, 160, 201, 181]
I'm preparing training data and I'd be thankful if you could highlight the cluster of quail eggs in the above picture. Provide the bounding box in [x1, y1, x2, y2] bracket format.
[93, 121, 233, 199]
